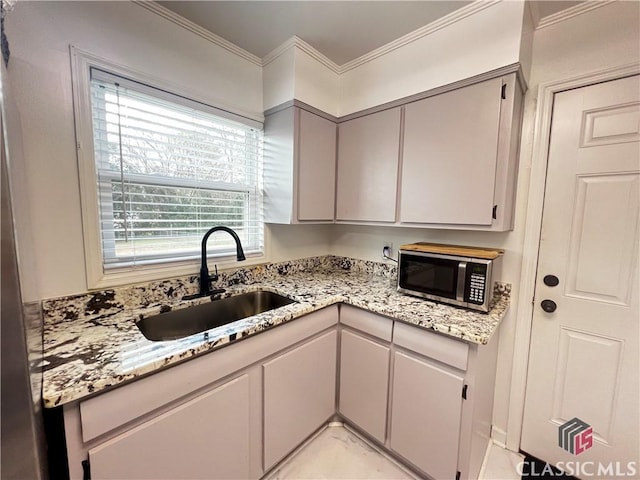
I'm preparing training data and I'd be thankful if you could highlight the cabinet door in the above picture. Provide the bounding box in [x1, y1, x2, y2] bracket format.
[88, 374, 251, 480]
[263, 330, 337, 470]
[297, 109, 336, 221]
[400, 77, 503, 225]
[336, 108, 401, 222]
[390, 351, 464, 480]
[339, 329, 389, 442]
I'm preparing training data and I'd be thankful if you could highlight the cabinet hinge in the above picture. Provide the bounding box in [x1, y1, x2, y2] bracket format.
[462, 384, 468, 400]
[82, 459, 91, 480]
[492, 205, 498, 219]
[456, 470, 461, 480]
[501, 83, 507, 100]
[76, 141, 81, 150]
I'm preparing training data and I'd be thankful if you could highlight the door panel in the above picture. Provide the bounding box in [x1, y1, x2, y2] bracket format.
[551, 328, 623, 443]
[581, 104, 640, 147]
[521, 75, 639, 472]
[566, 174, 639, 304]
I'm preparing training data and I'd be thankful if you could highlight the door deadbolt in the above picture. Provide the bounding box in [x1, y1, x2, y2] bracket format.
[543, 275, 559, 287]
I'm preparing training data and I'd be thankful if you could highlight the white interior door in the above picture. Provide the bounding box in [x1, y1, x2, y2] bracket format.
[521, 75, 639, 475]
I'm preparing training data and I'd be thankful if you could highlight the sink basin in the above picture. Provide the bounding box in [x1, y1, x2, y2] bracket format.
[136, 291, 297, 341]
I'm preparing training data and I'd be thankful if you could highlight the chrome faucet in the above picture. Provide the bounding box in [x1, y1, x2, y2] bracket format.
[198, 226, 246, 296]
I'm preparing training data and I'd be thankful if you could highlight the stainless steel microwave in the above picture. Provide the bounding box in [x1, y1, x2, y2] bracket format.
[397, 243, 503, 312]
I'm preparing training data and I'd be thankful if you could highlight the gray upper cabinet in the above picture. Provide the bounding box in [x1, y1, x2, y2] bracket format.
[399, 73, 523, 230]
[264, 69, 523, 230]
[336, 108, 402, 222]
[264, 106, 337, 223]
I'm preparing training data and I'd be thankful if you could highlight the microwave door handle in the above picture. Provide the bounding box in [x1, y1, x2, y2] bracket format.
[456, 262, 467, 302]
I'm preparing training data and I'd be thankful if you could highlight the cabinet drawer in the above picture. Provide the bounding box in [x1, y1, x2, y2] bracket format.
[393, 321, 468, 371]
[340, 305, 393, 341]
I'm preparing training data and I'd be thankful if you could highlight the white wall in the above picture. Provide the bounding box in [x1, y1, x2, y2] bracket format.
[293, 48, 340, 117]
[267, 224, 333, 263]
[338, 1, 526, 115]
[6, 1, 266, 298]
[530, 1, 640, 86]
[6, 0, 639, 445]
[499, 0, 640, 446]
[263, 43, 340, 115]
[263, 46, 295, 111]
[329, 0, 640, 444]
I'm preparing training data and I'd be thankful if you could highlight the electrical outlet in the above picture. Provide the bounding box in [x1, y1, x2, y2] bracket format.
[382, 242, 394, 260]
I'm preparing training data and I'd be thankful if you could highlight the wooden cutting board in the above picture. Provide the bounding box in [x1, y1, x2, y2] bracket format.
[399, 242, 504, 260]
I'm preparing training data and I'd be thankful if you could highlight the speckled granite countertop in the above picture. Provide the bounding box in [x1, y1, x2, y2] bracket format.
[41, 256, 510, 408]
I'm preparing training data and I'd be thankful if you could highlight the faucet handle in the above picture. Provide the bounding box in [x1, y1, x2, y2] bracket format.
[212, 264, 219, 282]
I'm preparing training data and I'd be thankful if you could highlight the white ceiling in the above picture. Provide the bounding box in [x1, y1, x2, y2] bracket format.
[158, 1, 584, 66]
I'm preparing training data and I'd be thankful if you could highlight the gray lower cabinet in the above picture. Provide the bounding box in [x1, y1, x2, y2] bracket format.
[337, 308, 497, 480]
[338, 329, 390, 443]
[58, 304, 497, 480]
[389, 351, 464, 480]
[88, 374, 251, 480]
[263, 329, 338, 470]
[62, 306, 339, 480]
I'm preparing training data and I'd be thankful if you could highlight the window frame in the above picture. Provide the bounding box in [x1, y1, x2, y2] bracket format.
[71, 47, 266, 289]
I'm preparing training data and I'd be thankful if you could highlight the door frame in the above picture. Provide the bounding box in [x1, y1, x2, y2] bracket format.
[505, 62, 640, 452]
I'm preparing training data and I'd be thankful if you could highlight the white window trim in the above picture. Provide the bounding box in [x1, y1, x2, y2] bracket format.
[70, 46, 266, 289]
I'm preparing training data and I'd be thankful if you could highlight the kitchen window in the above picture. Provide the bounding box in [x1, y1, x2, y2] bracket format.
[73, 51, 264, 288]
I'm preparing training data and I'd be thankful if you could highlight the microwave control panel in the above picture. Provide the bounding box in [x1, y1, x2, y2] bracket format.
[466, 264, 487, 304]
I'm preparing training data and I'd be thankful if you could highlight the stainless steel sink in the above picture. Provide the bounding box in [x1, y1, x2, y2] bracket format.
[136, 291, 297, 341]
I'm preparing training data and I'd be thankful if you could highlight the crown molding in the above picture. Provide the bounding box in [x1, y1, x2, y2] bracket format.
[339, 0, 500, 73]
[138, 0, 515, 77]
[292, 36, 341, 74]
[261, 37, 297, 67]
[536, 0, 615, 30]
[262, 36, 341, 74]
[527, 1, 542, 28]
[133, 1, 262, 66]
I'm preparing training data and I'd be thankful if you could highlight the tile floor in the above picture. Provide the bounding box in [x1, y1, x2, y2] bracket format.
[479, 441, 525, 480]
[264, 423, 524, 480]
[264, 424, 417, 479]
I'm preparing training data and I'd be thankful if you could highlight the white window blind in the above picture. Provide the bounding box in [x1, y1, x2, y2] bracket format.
[89, 69, 263, 269]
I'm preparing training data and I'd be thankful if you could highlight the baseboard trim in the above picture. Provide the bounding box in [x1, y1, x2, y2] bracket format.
[491, 426, 508, 448]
